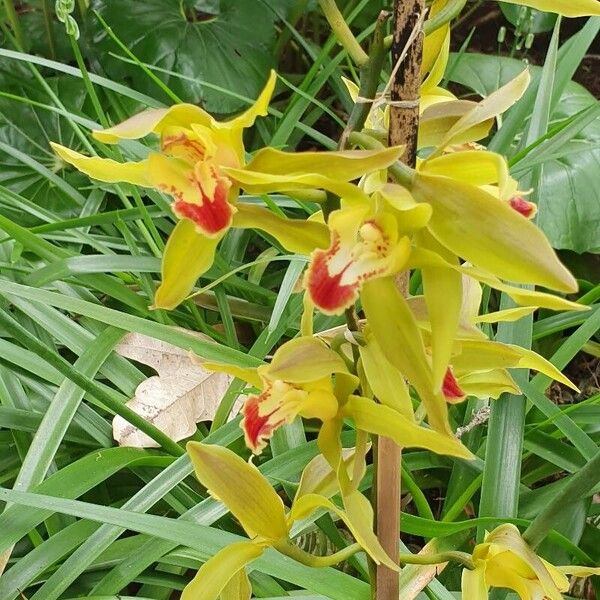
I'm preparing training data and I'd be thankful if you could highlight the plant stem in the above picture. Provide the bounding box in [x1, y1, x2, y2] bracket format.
[338, 10, 389, 150]
[42, 0, 57, 60]
[277, 540, 363, 567]
[374, 2, 424, 598]
[389, 0, 425, 167]
[2, 0, 25, 51]
[348, 131, 415, 187]
[399, 550, 474, 570]
[523, 448, 600, 549]
[317, 0, 369, 66]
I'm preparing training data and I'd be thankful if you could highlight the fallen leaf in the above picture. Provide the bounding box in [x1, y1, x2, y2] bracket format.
[113, 331, 235, 447]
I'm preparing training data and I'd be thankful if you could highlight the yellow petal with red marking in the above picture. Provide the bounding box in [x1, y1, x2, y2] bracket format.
[148, 154, 235, 237]
[242, 377, 338, 455]
[306, 206, 410, 315]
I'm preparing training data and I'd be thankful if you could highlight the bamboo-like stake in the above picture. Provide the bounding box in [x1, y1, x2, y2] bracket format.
[376, 1, 424, 598]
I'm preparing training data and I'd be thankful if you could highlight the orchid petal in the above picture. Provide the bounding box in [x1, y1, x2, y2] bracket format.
[50, 143, 150, 186]
[419, 100, 493, 148]
[187, 442, 288, 540]
[420, 150, 513, 200]
[378, 184, 433, 233]
[461, 563, 489, 600]
[222, 70, 277, 131]
[201, 361, 263, 389]
[243, 146, 405, 181]
[232, 203, 329, 254]
[93, 104, 213, 144]
[224, 167, 369, 202]
[462, 266, 585, 312]
[359, 328, 414, 419]
[181, 541, 262, 600]
[219, 566, 254, 600]
[421, 27, 450, 93]
[342, 395, 472, 458]
[148, 154, 235, 237]
[422, 0, 450, 75]
[458, 369, 520, 400]
[418, 230, 463, 390]
[295, 447, 366, 501]
[452, 340, 578, 391]
[432, 70, 530, 154]
[289, 491, 399, 570]
[266, 337, 348, 383]
[473, 306, 537, 324]
[153, 219, 221, 310]
[412, 173, 578, 293]
[361, 276, 452, 435]
[500, 0, 600, 16]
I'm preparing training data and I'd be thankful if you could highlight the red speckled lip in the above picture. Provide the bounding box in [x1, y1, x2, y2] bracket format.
[442, 367, 466, 403]
[172, 175, 233, 236]
[241, 389, 284, 455]
[306, 237, 358, 316]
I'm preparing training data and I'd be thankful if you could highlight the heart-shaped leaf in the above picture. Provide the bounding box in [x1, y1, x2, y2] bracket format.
[90, 0, 279, 114]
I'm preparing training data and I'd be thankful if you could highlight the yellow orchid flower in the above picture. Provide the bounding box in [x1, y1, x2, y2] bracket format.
[343, 26, 493, 151]
[303, 195, 414, 315]
[462, 524, 600, 600]
[183, 442, 398, 600]
[51, 70, 406, 309]
[202, 336, 471, 459]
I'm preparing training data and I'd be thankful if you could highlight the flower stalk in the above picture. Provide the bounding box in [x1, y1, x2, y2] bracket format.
[317, 0, 369, 66]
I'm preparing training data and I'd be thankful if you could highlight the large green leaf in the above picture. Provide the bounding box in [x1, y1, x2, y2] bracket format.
[447, 52, 600, 253]
[0, 77, 92, 223]
[90, 0, 278, 113]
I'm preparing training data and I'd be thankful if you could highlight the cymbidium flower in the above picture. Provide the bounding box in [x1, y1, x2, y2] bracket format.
[462, 524, 600, 599]
[202, 336, 471, 459]
[51, 71, 405, 309]
[183, 442, 398, 600]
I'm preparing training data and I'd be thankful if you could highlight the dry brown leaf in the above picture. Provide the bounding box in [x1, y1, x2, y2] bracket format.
[112, 331, 235, 447]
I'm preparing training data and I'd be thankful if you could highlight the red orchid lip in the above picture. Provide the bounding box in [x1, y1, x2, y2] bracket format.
[306, 240, 359, 316]
[171, 170, 234, 236]
[442, 367, 466, 403]
[241, 390, 285, 455]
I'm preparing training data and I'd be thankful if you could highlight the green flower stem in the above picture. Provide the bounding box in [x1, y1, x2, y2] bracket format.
[0, 309, 185, 457]
[523, 448, 600, 549]
[318, 0, 369, 67]
[42, 0, 57, 60]
[277, 539, 363, 567]
[2, 0, 24, 51]
[399, 550, 475, 570]
[348, 131, 416, 188]
[338, 10, 389, 150]
[323, 12, 389, 220]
